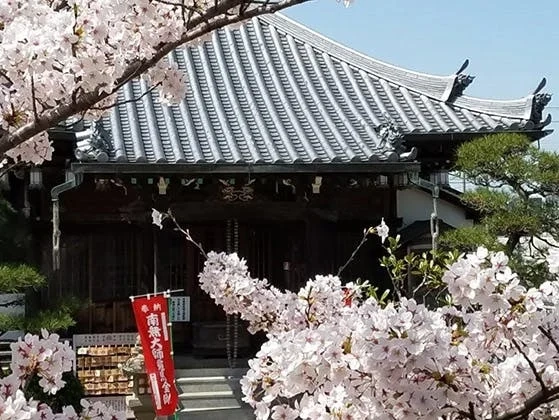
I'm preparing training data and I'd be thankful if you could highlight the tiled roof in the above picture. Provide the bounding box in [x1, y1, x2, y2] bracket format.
[79, 14, 551, 165]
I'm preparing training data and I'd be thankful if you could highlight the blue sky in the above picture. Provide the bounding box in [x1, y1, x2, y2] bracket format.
[285, 0, 559, 149]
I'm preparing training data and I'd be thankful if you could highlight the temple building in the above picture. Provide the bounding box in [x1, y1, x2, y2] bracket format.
[6, 13, 551, 350]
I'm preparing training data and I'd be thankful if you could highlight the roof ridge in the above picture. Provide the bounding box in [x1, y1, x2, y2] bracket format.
[459, 94, 533, 104]
[455, 77, 551, 111]
[452, 95, 535, 121]
[259, 13, 457, 102]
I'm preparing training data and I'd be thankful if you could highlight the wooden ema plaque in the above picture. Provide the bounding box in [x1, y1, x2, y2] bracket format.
[74, 333, 137, 396]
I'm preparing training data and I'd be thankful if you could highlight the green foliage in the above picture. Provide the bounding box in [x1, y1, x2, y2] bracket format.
[446, 133, 559, 285]
[24, 309, 76, 334]
[0, 313, 24, 332]
[0, 305, 78, 335]
[461, 188, 510, 213]
[0, 197, 80, 334]
[0, 264, 46, 293]
[440, 225, 503, 253]
[379, 235, 460, 304]
[455, 133, 531, 184]
[360, 283, 390, 307]
[23, 296, 82, 333]
[25, 371, 85, 413]
[508, 255, 553, 289]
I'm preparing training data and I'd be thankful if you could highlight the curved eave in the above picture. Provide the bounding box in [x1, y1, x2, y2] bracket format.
[78, 13, 552, 168]
[262, 14, 457, 102]
[264, 14, 552, 122]
[453, 94, 534, 120]
[403, 128, 553, 142]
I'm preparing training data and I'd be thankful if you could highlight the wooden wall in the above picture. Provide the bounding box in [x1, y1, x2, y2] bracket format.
[34, 173, 397, 339]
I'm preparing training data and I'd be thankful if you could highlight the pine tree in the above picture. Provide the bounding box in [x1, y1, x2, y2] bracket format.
[0, 197, 78, 333]
[440, 133, 559, 285]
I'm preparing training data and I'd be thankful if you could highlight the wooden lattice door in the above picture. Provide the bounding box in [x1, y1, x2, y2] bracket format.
[239, 221, 307, 292]
[156, 222, 228, 347]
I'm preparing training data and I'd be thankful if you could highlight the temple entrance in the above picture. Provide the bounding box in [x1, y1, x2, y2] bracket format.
[156, 220, 307, 355]
[52, 213, 388, 355]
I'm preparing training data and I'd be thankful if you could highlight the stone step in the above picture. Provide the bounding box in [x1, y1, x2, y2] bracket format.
[175, 367, 248, 378]
[176, 376, 243, 394]
[179, 393, 241, 410]
[177, 407, 255, 420]
[180, 390, 236, 399]
[175, 367, 252, 418]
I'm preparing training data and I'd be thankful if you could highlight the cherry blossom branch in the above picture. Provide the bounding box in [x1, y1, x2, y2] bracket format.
[152, 0, 199, 13]
[468, 402, 477, 420]
[0, 161, 25, 178]
[0, 0, 312, 156]
[30, 75, 39, 122]
[91, 82, 162, 111]
[337, 230, 369, 277]
[52, 0, 70, 12]
[492, 386, 559, 420]
[151, 207, 559, 418]
[539, 326, 559, 354]
[456, 401, 477, 420]
[0, 69, 13, 87]
[163, 210, 208, 259]
[511, 338, 548, 394]
[338, 220, 389, 277]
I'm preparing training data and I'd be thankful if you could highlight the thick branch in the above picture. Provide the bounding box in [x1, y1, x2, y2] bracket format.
[0, 0, 311, 156]
[0, 161, 25, 179]
[492, 386, 559, 420]
[505, 232, 521, 255]
[30, 75, 39, 121]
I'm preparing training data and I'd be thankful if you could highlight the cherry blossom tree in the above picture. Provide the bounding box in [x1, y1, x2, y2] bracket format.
[153, 209, 559, 420]
[0, 0, 353, 166]
[0, 329, 125, 419]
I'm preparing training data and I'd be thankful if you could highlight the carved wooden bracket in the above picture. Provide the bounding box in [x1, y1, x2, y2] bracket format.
[219, 179, 255, 202]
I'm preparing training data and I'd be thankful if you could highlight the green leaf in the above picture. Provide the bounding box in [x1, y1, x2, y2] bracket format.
[0, 264, 46, 293]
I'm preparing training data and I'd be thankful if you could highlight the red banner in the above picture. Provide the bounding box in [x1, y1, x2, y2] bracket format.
[131, 295, 178, 416]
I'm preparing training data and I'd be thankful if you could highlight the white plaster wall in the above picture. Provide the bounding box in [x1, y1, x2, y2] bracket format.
[397, 188, 474, 228]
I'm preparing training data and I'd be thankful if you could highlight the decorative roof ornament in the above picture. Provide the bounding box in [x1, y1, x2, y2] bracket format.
[71, 16, 550, 167]
[376, 116, 417, 162]
[377, 116, 403, 150]
[530, 78, 552, 123]
[453, 74, 475, 95]
[445, 59, 475, 102]
[74, 120, 112, 162]
[532, 93, 552, 123]
[539, 113, 553, 128]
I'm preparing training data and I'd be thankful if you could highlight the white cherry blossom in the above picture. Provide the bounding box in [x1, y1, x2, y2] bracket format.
[0, 0, 353, 164]
[198, 243, 559, 419]
[0, 331, 125, 419]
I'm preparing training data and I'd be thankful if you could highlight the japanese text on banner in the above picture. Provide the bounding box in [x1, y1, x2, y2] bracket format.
[131, 295, 178, 416]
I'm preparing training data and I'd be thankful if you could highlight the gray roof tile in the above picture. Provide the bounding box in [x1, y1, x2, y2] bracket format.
[82, 13, 551, 165]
